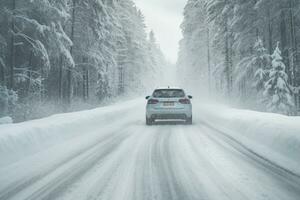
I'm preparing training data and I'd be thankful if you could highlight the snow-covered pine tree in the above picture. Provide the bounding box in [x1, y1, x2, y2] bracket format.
[147, 31, 166, 87]
[0, 0, 75, 119]
[117, 0, 151, 94]
[104, 0, 127, 98]
[177, 0, 210, 92]
[263, 43, 294, 115]
[68, 0, 116, 102]
[178, 0, 300, 113]
[206, 0, 235, 96]
[253, 38, 271, 93]
[234, 37, 270, 107]
[0, 85, 18, 117]
[0, 0, 166, 121]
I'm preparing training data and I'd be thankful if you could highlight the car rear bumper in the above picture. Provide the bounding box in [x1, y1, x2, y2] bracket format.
[150, 113, 188, 120]
[146, 106, 192, 120]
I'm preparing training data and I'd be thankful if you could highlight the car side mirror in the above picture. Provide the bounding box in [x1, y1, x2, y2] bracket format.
[145, 96, 150, 100]
[188, 95, 193, 99]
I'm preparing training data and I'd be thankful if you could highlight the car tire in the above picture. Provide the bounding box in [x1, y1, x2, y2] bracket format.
[146, 117, 153, 126]
[186, 116, 192, 125]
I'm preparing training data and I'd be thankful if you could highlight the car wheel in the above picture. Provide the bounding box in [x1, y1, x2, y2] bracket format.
[146, 117, 153, 126]
[186, 116, 192, 125]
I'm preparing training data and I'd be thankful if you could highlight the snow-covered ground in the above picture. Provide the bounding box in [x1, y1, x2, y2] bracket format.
[0, 99, 300, 200]
[197, 104, 300, 176]
[0, 117, 12, 125]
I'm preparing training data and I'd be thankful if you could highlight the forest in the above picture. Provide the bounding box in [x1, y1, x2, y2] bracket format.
[178, 0, 300, 115]
[0, 0, 166, 121]
[2, 0, 300, 122]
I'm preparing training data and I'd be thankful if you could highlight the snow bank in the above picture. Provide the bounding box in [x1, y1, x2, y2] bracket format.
[197, 104, 300, 176]
[0, 117, 13, 125]
[0, 99, 141, 167]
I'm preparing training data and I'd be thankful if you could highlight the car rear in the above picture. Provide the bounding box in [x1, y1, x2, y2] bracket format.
[146, 88, 192, 125]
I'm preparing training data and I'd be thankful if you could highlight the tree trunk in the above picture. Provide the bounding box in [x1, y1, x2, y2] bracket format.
[81, 57, 89, 101]
[0, 61, 4, 85]
[86, 68, 89, 100]
[267, 8, 273, 55]
[118, 66, 124, 95]
[58, 56, 63, 101]
[280, 10, 291, 82]
[82, 68, 86, 101]
[26, 52, 33, 97]
[40, 59, 44, 102]
[67, 0, 76, 106]
[9, 0, 16, 90]
[225, 18, 231, 97]
[207, 28, 211, 94]
[289, 0, 299, 110]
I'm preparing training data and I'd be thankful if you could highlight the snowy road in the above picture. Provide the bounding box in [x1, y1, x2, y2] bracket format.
[1, 99, 300, 200]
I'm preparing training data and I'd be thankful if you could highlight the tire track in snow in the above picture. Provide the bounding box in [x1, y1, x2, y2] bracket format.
[201, 121, 300, 180]
[186, 124, 300, 200]
[149, 126, 200, 200]
[0, 110, 140, 197]
[100, 125, 155, 200]
[131, 126, 160, 200]
[81, 124, 155, 200]
[200, 124, 300, 188]
[178, 126, 249, 200]
[1, 121, 138, 200]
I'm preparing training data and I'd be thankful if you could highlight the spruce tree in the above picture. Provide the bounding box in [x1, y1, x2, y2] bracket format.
[253, 38, 271, 93]
[263, 43, 294, 115]
[234, 37, 270, 108]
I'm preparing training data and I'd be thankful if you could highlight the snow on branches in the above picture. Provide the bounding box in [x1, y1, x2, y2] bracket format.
[263, 43, 294, 115]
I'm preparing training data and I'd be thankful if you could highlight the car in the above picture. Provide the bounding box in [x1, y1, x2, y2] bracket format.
[145, 87, 193, 125]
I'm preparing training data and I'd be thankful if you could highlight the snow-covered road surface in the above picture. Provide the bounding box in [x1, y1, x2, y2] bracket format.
[1, 99, 300, 200]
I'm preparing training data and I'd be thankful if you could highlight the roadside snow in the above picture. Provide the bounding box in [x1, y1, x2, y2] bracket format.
[0, 99, 141, 167]
[0, 117, 13, 125]
[197, 103, 300, 176]
[1, 98, 300, 179]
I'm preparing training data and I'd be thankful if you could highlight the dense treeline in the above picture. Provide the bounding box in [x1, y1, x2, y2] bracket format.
[178, 0, 300, 115]
[0, 0, 166, 121]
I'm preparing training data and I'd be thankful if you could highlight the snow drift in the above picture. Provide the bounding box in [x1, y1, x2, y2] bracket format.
[0, 117, 13, 125]
[197, 104, 300, 176]
[0, 99, 140, 167]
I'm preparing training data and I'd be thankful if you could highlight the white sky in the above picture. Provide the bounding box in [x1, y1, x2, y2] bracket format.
[133, 0, 186, 63]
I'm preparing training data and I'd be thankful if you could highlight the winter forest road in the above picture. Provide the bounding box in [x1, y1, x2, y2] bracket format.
[1, 99, 300, 200]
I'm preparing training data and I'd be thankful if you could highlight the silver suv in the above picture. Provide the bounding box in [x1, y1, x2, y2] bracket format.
[145, 87, 192, 125]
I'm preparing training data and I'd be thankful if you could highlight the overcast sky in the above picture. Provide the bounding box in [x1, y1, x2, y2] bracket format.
[133, 0, 186, 63]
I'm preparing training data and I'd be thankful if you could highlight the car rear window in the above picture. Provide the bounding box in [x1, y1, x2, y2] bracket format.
[153, 89, 185, 98]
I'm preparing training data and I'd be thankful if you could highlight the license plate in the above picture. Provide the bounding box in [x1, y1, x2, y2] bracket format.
[163, 102, 174, 106]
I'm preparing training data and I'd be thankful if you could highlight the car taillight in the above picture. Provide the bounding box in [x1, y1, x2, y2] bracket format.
[148, 99, 159, 104]
[179, 98, 190, 104]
